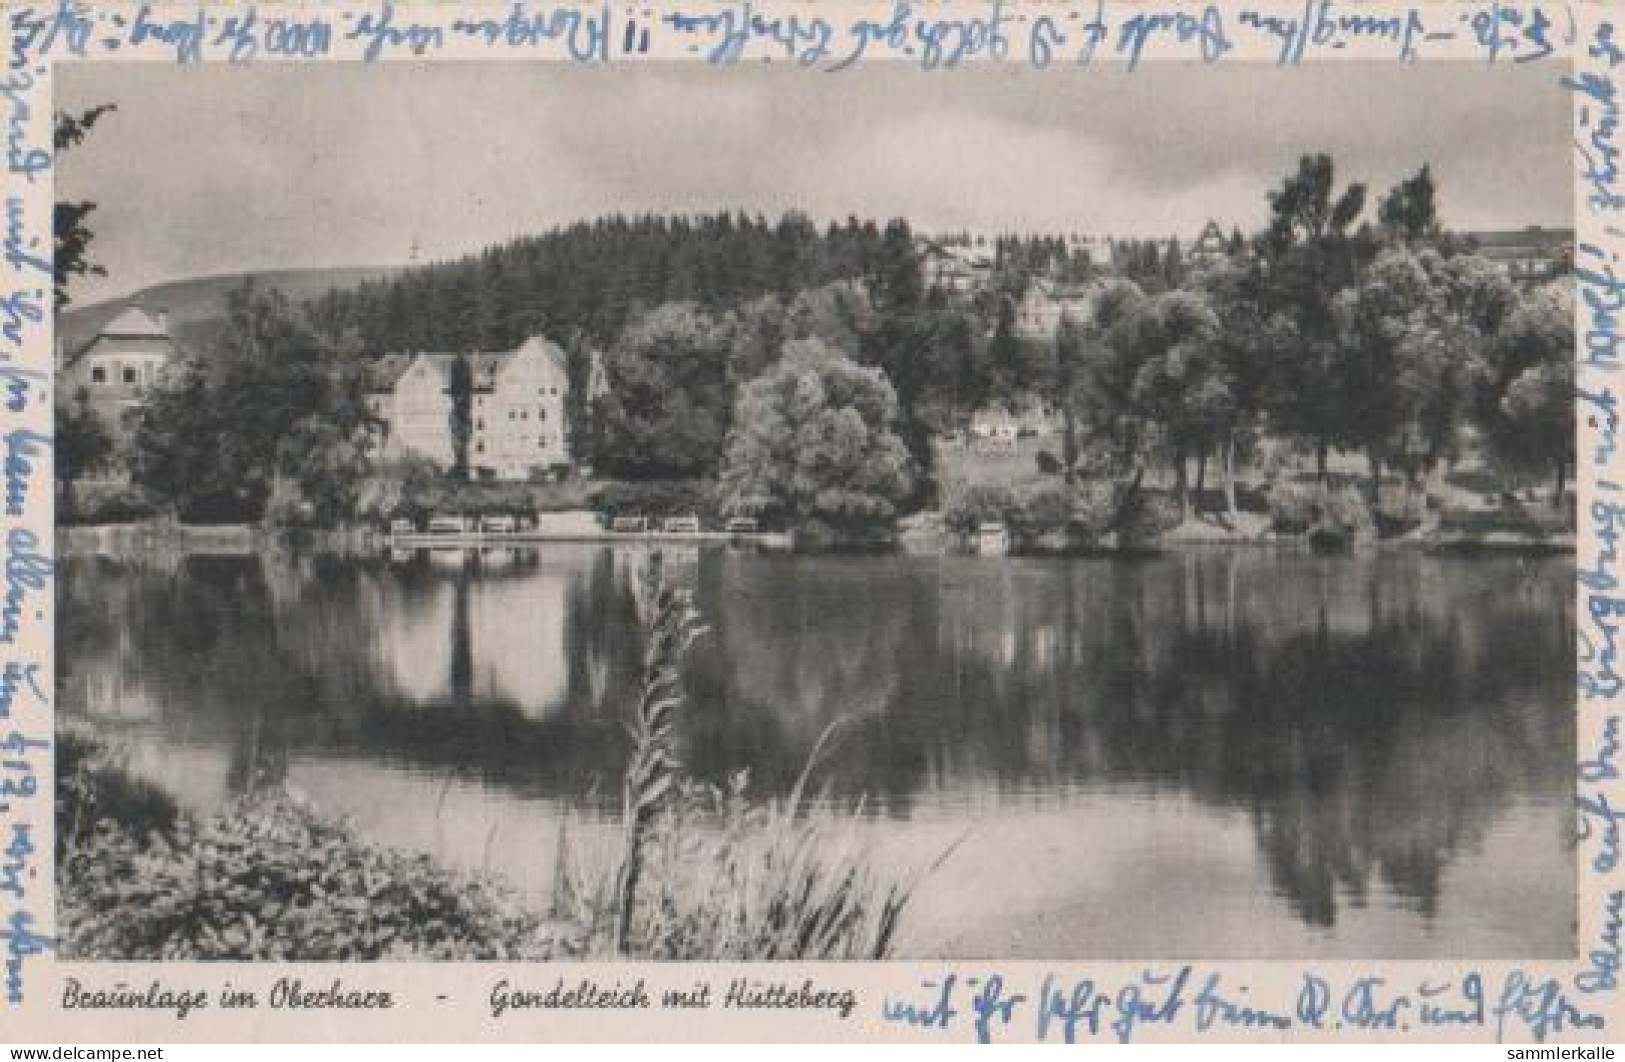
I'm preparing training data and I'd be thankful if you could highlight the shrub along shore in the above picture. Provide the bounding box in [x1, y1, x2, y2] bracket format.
[57, 726, 577, 961]
[57, 474, 1575, 559]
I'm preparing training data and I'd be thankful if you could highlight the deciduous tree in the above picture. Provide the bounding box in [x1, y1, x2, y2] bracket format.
[55, 389, 111, 516]
[591, 303, 734, 480]
[718, 339, 914, 535]
[1473, 281, 1575, 507]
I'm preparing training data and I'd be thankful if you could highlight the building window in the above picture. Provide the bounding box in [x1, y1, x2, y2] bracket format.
[90, 367, 106, 384]
[477, 418, 485, 430]
[520, 411, 528, 421]
[538, 409, 546, 421]
[122, 367, 139, 385]
[476, 442, 485, 454]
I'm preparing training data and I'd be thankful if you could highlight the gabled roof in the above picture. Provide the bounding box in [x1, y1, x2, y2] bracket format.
[368, 337, 569, 394]
[1193, 220, 1229, 251]
[365, 352, 417, 392]
[61, 305, 177, 369]
[511, 336, 569, 373]
[100, 306, 168, 339]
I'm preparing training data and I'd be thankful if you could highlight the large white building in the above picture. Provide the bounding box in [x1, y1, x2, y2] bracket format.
[366, 337, 573, 481]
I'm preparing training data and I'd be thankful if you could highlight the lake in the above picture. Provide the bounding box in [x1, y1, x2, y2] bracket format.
[57, 544, 1576, 959]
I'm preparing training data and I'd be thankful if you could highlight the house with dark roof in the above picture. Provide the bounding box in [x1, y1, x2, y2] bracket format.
[365, 336, 573, 481]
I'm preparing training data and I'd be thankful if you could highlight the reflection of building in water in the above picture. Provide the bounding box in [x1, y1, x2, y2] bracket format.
[937, 565, 1069, 673]
[467, 567, 567, 717]
[370, 579, 456, 706]
[369, 556, 570, 719]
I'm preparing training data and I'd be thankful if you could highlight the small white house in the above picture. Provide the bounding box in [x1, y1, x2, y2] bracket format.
[969, 410, 1021, 451]
[975, 521, 1011, 556]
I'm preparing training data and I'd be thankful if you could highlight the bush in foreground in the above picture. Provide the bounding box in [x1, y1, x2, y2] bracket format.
[58, 724, 571, 962]
[59, 794, 576, 961]
[56, 725, 179, 861]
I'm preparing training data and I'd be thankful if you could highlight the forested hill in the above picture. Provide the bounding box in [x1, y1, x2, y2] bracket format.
[63, 214, 1084, 363]
[301, 213, 917, 356]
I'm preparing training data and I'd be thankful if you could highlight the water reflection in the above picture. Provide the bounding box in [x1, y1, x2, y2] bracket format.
[57, 545, 1575, 957]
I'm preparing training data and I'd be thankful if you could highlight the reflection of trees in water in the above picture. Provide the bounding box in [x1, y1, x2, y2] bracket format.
[1116, 551, 1571, 928]
[60, 547, 1574, 929]
[563, 549, 646, 727]
[60, 555, 306, 797]
[58, 549, 646, 806]
[692, 549, 1572, 928]
[1071, 552, 1564, 927]
[680, 554, 929, 798]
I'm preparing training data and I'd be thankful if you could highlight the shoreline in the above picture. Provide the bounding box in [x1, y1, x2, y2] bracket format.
[58, 518, 1577, 558]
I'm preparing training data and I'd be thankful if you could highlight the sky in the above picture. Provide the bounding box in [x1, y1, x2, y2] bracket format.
[58, 60, 1575, 306]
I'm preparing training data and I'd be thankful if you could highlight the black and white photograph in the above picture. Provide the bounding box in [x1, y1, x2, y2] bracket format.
[52, 59, 1578, 964]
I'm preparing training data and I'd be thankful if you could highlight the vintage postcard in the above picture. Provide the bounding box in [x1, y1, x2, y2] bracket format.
[1, 0, 1621, 1045]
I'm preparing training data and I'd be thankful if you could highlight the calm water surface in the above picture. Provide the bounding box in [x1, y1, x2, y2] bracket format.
[58, 545, 1576, 958]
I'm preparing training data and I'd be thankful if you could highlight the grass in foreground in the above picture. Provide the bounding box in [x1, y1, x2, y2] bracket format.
[552, 557, 931, 960]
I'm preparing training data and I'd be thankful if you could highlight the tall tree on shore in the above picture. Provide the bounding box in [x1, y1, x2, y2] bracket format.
[1075, 278, 1150, 473]
[1395, 251, 1516, 487]
[1255, 153, 1371, 482]
[862, 219, 936, 495]
[1473, 281, 1575, 507]
[1333, 243, 1518, 499]
[1332, 248, 1432, 495]
[1201, 260, 1281, 516]
[53, 104, 118, 513]
[1054, 314, 1086, 480]
[1108, 289, 1231, 521]
[591, 302, 734, 480]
